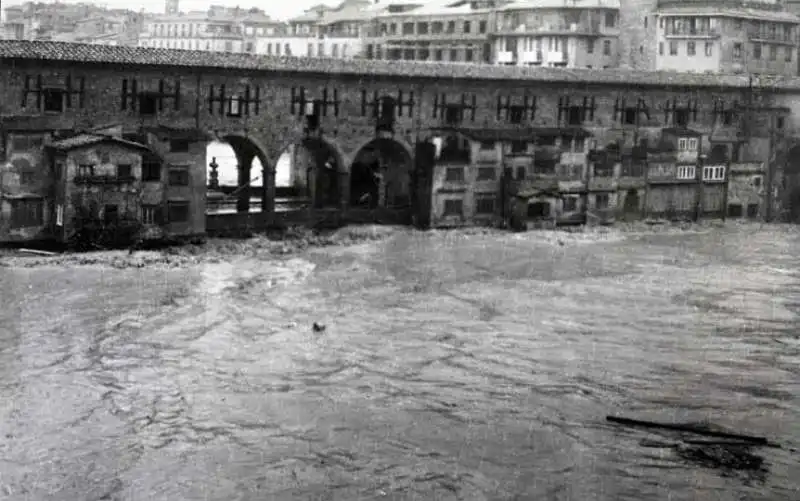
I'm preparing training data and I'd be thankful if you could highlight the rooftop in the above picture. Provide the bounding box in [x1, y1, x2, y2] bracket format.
[657, 6, 800, 23]
[0, 40, 797, 89]
[48, 133, 151, 152]
[500, 0, 621, 11]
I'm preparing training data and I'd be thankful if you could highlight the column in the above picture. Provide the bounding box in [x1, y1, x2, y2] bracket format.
[235, 149, 255, 214]
[262, 160, 275, 215]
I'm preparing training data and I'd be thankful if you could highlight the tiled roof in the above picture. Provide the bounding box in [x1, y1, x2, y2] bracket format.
[501, 0, 621, 10]
[48, 134, 151, 152]
[657, 6, 800, 23]
[1, 40, 799, 89]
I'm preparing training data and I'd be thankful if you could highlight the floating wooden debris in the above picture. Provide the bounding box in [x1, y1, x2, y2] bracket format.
[606, 416, 774, 446]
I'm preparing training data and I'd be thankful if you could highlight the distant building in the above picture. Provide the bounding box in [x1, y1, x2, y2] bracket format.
[492, 0, 621, 69]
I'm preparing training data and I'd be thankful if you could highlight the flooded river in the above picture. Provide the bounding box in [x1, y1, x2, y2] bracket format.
[1, 224, 798, 500]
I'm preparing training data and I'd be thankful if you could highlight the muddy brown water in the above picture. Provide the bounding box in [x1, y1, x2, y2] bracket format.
[1, 225, 798, 500]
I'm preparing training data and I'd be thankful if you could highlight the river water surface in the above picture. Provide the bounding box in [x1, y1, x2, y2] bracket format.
[1, 224, 798, 500]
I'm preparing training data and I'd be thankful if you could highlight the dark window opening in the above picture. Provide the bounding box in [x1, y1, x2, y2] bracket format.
[443, 199, 463, 216]
[168, 167, 190, 186]
[563, 197, 578, 212]
[727, 203, 743, 217]
[595, 193, 610, 209]
[776, 116, 785, 129]
[170, 140, 190, 152]
[10, 199, 44, 228]
[141, 204, 160, 225]
[103, 204, 119, 224]
[623, 108, 638, 125]
[509, 106, 525, 124]
[117, 164, 132, 179]
[477, 167, 496, 181]
[723, 110, 737, 126]
[138, 92, 158, 116]
[20, 171, 35, 184]
[475, 197, 495, 214]
[567, 106, 583, 125]
[516, 166, 526, 180]
[747, 204, 759, 218]
[533, 159, 557, 175]
[480, 140, 495, 150]
[674, 109, 689, 127]
[510, 141, 527, 154]
[444, 105, 463, 125]
[42, 88, 65, 112]
[142, 159, 161, 182]
[445, 167, 465, 182]
[593, 162, 613, 177]
[168, 201, 190, 223]
[527, 201, 550, 218]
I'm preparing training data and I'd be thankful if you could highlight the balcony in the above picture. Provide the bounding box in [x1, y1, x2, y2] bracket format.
[664, 27, 720, 39]
[495, 21, 604, 36]
[747, 29, 797, 45]
[74, 175, 136, 185]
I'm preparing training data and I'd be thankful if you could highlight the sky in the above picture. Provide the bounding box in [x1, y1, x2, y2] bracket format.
[1, 0, 350, 21]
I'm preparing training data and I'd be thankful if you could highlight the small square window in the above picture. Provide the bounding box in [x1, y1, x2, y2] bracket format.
[138, 92, 158, 115]
[42, 88, 64, 112]
[595, 193, 610, 209]
[445, 167, 464, 182]
[170, 140, 190, 153]
[142, 160, 161, 182]
[167, 201, 190, 223]
[475, 197, 495, 214]
[516, 166, 526, 180]
[168, 166, 190, 186]
[117, 164, 132, 179]
[141, 205, 159, 225]
[443, 199, 463, 216]
[477, 167, 496, 181]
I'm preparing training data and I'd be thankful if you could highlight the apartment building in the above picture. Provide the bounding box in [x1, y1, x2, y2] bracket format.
[652, 2, 800, 75]
[493, 0, 621, 68]
[363, 0, 499, 63]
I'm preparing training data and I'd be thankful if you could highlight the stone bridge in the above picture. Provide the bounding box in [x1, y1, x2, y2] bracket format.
[3, 40, 800, 228]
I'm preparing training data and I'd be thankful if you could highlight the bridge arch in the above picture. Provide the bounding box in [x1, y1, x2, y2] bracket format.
[205, 132, 271, 215]
[349, 137, 414, 209]
[271, 135, 348, 212]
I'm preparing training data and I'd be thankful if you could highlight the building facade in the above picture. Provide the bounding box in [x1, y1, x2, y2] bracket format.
[493, 0, 621, 69]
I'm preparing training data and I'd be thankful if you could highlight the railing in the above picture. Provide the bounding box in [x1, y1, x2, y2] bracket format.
[74, 175, 136, 184]
[664, 27, 720, 37]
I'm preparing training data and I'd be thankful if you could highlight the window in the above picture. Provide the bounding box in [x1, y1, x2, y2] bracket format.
[117, 164, 132, 179]
[787, 47, 793, 62]
[142, 159, 161, 181]
[141, 205, 159, 225]
[402, 22, 414, 35]
[103, 204, 119, 224]
[445, 167, 464, 182]
[465, 49, 474, 61]
[659, 42, 663, 55]
[168, 166, 190, 185]
[475, 196, 495, 214]
[170, 140, 190, 152]
[10, 198, 44, 228]
[20, 170, 35, 184]
[669, 41, 678, 55]
[477, 167, 496, 181]
[434, 49, 443, 61]
[686, 41, 695, 56]
[167, 201, 190, 223]
[516, 166, 526, 180]
[307, 43, 313, 56]
[227, 96, 242, 117]
[595, 193, 610, 209]
[705, 42, 713, 57]
[603, 40, 611, 56]
[139, 93, 158, 115]
[747, 204, 759, 218]
[588, 39, 595, 54]
[318, 43, 324, 56]
[688, 138, 698, 151]
[776, 116, 785, 129]
[480, 141, 495, 150]
[770, 45, 777, 61]
[77, 164, 95, 178]
[527, 201, 549, 218]
[511, 141, 527, 154]
[463, 21, 471, 33]
[677, 165, 696, 180]
[332, 44, 339, 58]
[703, 165, 726, 181]
[754, 43, 761, 59]
[432, 21, 443, 34]
[563, 196, 578, 212]
[417, 22, 428, 34]
[509, 106, 524, 124]
[728, 203, 743, 218]
[479, 21, 487, 34]
[443, 199, 463, 216]
[224, 41, 233, 52]
[42, 88, 64, 112]
[733, 43, 742, 59]
[605, 12, 615, 28]
[753, 176, 762, 188]
[447, 21, 455, 33]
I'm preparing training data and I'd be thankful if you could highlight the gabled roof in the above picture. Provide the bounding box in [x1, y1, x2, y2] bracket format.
[48, 134, 151, 152]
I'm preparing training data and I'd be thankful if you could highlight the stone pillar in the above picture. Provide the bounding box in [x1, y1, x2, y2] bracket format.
[262, 159, 275, 216]
[235, 149, 255, 214]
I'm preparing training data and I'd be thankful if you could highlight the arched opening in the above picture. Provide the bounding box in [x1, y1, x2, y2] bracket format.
[205, 136, 266, 214]
[274, 138, 342, 212]
[707, 143, 729, 164]
[623, 188, 640, 217]
[349, 138, 413, 209]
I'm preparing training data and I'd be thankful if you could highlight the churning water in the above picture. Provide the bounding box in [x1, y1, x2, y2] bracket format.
[1, 224, 798, 500]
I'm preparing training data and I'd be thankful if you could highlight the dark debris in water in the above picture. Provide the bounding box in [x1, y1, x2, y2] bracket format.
[676, 443, 768, 484]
